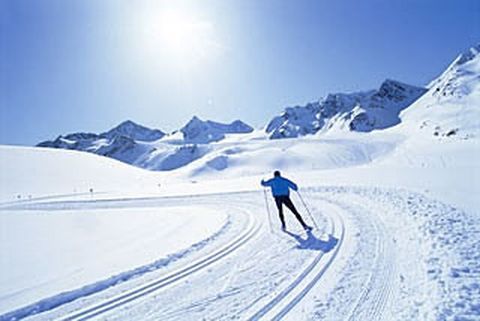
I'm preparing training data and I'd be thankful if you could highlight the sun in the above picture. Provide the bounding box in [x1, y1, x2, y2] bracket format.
[158, 11, 200, 53]
[140, 8, 218, 67]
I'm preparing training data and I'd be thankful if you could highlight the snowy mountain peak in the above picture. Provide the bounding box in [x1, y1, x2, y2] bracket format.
[36, 120, 162, 164]
[266, 79, 426, 139]
[180, 117, 253, 143]
[368, 79, 426, 109]
[427, 44, 480, 92]
[456, 43, 480, 66]
[400, 44, 480, 138]
[102, 120, 165, 142]
[376, 79, 422, 100]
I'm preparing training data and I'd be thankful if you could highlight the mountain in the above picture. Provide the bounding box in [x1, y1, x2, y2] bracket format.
[399, 44, 480, 138]
[38, 132, 151, 165]
[37, 118, 254, 171]
[266, 79, 427, 139]
[37, 132, 101, 150]
[101, 120, 165, 142]
[37, 120, 159, 164]
[180, 116, 254, 143]
[34, 44, 480, 173]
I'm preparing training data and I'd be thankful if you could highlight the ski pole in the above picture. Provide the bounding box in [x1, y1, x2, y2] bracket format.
[296, 190, 319, 230]
[263, 188, 274, 233]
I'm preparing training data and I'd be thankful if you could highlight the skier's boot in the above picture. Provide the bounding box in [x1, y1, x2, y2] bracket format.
[304, 225, 313, 232]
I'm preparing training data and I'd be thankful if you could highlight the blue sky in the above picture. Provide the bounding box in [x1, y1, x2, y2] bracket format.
[1, 0, 479, 145]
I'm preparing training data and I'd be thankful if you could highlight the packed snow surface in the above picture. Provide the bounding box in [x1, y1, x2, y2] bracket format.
[0, 206, 227, 316]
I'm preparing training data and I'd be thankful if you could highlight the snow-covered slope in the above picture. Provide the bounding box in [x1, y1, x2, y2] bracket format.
[135, 144, 212, 171]
[0, 145, 160, 202]
[399, 44, 480, 138]
[175, 133, 400, 178]
[266, 79, 426, 139]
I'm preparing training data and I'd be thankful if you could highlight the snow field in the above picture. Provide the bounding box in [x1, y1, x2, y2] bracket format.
[1, 184, 478, 321]
[0, 146, 162, 203]
[61, 192, 341, 321]
[0, 205, 228, 319]
[306, 187, 480, 321]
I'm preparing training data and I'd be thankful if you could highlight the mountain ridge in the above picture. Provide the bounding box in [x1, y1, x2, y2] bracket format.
[266, 79, 427, 139]
[35, 44, 480, 171]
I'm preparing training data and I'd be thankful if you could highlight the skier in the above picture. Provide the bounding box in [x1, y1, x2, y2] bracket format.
[261, 171, 312, 232]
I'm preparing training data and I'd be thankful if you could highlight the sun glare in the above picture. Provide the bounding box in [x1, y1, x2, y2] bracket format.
[159, 11, 198, 53]
[140, 8, 218, 67]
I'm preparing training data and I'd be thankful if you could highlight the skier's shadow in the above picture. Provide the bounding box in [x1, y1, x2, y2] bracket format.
[283, 230, 338, 252]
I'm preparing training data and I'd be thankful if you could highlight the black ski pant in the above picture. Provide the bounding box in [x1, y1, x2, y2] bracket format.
[274, 195, 308, 228]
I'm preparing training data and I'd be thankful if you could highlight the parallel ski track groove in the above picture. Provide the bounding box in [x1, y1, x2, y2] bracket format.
[330, 194, 395, 321]
[247, 198, 345, 321]
[59, 207, 260, 321]
[352, 196, 395, 321]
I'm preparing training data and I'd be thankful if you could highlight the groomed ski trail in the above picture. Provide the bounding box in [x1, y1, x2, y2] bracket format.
[1, 197, 260, 321]
[245, 199, 345, 321]
[7, 187, 477, 321]
[72, 193, 344, 321]
[58, 206, 260, 321]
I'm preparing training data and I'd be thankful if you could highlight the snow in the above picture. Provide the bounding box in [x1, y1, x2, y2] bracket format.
[0, 145, 162, 203]
[181, 133, 400, 178]
[0, 207, 227, 317]
[1, 45, 479, 321]
[135, 143, 212, 171]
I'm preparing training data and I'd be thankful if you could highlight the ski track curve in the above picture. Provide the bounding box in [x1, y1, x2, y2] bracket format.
[337, 196, 396, 321]
[84, 194, 344, 321]
[7, 191, 357, 321]
[59, 206, 260, 321]
[0, 197, 260, 321]
[303, 191, 397, 321]
[6, 186, 473, 321]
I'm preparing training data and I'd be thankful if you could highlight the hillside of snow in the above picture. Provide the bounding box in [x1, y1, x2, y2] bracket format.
[400, 44, 480, 138]
[0, 145, 162, 202]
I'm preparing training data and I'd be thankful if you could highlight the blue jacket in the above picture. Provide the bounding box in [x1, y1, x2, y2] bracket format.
[261, 176, 298, 197]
